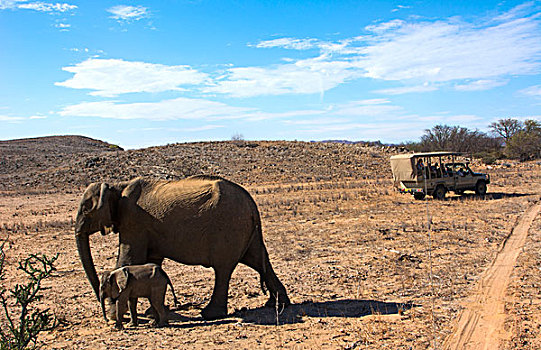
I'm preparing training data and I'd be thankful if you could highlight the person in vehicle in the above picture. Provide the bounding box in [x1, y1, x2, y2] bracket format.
[416, 159, 425, 177]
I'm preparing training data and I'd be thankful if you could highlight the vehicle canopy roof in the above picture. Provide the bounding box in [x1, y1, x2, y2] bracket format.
[390, 151, 461, 183]
[389, 151, 462, 160]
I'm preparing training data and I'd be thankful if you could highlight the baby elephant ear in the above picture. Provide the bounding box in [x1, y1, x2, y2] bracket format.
[115, 268, 130, 293]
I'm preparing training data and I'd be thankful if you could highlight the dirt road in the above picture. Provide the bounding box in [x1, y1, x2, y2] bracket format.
[443, 202, 541, 350]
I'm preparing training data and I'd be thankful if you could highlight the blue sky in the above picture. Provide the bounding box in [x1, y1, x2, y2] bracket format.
[1, 0, 540, 149]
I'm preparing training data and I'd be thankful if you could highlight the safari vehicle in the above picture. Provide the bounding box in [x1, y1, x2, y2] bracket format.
[390, 151, 490, 200]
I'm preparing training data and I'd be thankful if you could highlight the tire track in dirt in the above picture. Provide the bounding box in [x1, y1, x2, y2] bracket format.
[443, 202, 541, 350]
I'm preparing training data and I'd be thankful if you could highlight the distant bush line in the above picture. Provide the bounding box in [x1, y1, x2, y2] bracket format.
[400, 118, 541, 163]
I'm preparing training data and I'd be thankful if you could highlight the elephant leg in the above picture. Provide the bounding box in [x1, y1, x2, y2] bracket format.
[127, 297, 138, 327]
[149, 288, 167, 327]
[240, 239, 290, 309]
[115, 297, 129, 330]
[201, 266, 234, 320]
[115, 242, 149, 268]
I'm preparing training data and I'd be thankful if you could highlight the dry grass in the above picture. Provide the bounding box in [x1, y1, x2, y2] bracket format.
[0, 139, 540, 349]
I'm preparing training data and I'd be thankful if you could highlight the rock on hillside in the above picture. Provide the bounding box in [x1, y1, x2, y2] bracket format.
[0, 137, 400, 193]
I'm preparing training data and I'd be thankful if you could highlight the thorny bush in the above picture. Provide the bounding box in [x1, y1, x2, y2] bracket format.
[0, 242, 58, 350]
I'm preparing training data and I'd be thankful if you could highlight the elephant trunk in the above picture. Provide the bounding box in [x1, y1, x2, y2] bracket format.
[75, 231, 100, 301]
[100, 293, 108, 322]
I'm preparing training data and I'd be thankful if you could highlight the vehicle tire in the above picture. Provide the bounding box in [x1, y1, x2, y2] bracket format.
[414, 193, 426, 200]
[432, 185, 446, 200]
[475, 181, 487, 196]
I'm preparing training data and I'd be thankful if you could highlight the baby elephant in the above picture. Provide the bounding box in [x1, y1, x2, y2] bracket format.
[100, 263, 179, 329]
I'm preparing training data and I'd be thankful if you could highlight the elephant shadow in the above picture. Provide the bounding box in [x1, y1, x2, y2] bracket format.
[164, 299, 416, 327]
[233, 299, 416, 325]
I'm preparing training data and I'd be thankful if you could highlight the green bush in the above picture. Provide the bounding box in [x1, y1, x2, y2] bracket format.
[0, 243, 58, 350]
[473, 151, 503, 165]
[480, 154, 497, 165]
[505, 120, 541, 161]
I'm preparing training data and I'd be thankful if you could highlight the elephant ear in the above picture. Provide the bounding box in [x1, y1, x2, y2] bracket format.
[114, 268, 130, 293]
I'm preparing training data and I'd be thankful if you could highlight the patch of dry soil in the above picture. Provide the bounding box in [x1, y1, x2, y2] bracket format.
[443, 203, 541, 350]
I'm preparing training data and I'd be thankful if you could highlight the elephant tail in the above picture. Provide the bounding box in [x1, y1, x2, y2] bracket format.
[168, 280, 180, 308]
[255, 222, 268, 296]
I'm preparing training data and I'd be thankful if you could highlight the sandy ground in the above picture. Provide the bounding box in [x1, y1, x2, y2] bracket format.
[1, 160, 540, 349]
[444, 203, 541, 349]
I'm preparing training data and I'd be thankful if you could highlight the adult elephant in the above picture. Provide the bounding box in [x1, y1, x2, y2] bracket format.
[75, 175, 290, 320]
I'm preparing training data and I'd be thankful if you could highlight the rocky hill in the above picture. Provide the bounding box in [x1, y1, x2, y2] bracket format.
[0, 135, 122, 155]
[0, 136, 401, 192]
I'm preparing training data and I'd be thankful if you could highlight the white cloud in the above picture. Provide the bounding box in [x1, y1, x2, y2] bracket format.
[119, 125, 224, 133]
[57, 96, 406, 124]
[1, 0, 76, 12]
[18, 1, 75, 11]
[204, 57, 361, 97]
[519, 85, 541, 97]
[58, 97, 255, 121]
[358, 7, 541, 83]
[254, 37, 319, 50]
[180, 125, 225, 132]
[107, 5, 148, 22]
[54, 22, 70, 30]
[444, 114, 482, 123]
[299, 122, 378, 134]
[375, 83, 438, 95]
[0, 115, 25, 122]
[454, 79, 508, 91]
[254, 36, 364, 55]
[330, 99, 402, 116]
[365, 19, 405, 33]
[69, 47, 89, 53]
[391, 5, 411, 13]
[283, 117, 350, 126]
[493, 2, 535, 22]
[56, 58, 209, 97]
[239, 109, 326, 122]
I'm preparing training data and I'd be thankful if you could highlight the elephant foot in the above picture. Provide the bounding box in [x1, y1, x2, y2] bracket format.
[265, 293, 291, 311]
[144, 305, 170, 318]
[144, 306, 156, 318]
[201, 305, 227, 321]
[127, 321, 138, 328]
[151, 320, 168, 328]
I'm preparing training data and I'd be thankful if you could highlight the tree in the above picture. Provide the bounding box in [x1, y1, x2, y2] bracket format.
[416, 125, 501, 154]
[231, 133, 244, 142]
[489, 118, 523, 142]
[0, 243, 58, 350]
[505, 119, 541, 161]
